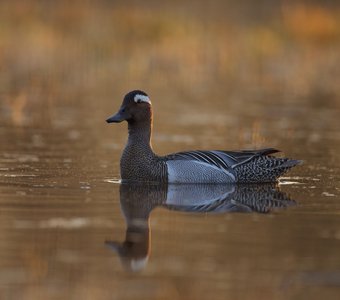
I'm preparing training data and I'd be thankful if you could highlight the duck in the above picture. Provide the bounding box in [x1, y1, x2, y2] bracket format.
[106, 90, 302, 183]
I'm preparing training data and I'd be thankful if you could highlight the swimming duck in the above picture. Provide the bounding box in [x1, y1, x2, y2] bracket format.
[106, 90, 301, 183]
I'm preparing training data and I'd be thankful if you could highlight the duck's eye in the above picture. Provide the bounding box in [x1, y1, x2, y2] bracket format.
[136, 99, 142, 104]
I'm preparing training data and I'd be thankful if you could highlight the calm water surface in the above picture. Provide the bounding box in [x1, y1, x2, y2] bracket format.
[0, 97, 339, 300]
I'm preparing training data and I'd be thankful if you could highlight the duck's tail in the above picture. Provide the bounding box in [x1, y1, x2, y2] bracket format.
[278, 159, 303, 169]
[234, 157, 303, 183]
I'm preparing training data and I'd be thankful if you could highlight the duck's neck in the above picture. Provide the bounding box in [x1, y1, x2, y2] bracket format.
[127, 119, 154, 155]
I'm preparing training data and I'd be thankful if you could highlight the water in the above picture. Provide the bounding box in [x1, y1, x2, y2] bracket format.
[1, 1, 340, 299]
[1, 101, 339, 300]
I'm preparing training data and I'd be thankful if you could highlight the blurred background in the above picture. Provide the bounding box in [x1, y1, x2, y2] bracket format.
[1, 0, 339, 127]
[1, 1, 340, 300]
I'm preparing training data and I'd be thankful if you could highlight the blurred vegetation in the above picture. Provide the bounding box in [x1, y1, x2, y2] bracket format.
[0, 0, 339, 126]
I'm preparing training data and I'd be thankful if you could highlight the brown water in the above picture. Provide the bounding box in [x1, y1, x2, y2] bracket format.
[1, 1, 340, 300]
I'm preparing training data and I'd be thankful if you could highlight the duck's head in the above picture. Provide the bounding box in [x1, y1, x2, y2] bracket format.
[106, 90, 152, 124]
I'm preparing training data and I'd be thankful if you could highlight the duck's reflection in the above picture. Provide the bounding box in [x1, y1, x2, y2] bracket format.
[106, 183, 295, 272]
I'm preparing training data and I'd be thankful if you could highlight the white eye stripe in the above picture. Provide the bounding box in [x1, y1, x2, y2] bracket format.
[134, 94, 151, 104]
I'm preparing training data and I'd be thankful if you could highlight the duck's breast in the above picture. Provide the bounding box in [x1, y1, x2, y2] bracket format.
[166, 160, 235, 183]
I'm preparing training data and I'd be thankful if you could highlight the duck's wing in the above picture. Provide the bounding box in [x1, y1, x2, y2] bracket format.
[166, 148, 280, 170]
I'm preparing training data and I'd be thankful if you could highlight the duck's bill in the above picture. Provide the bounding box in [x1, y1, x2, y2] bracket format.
[106, 112, 125, 123]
